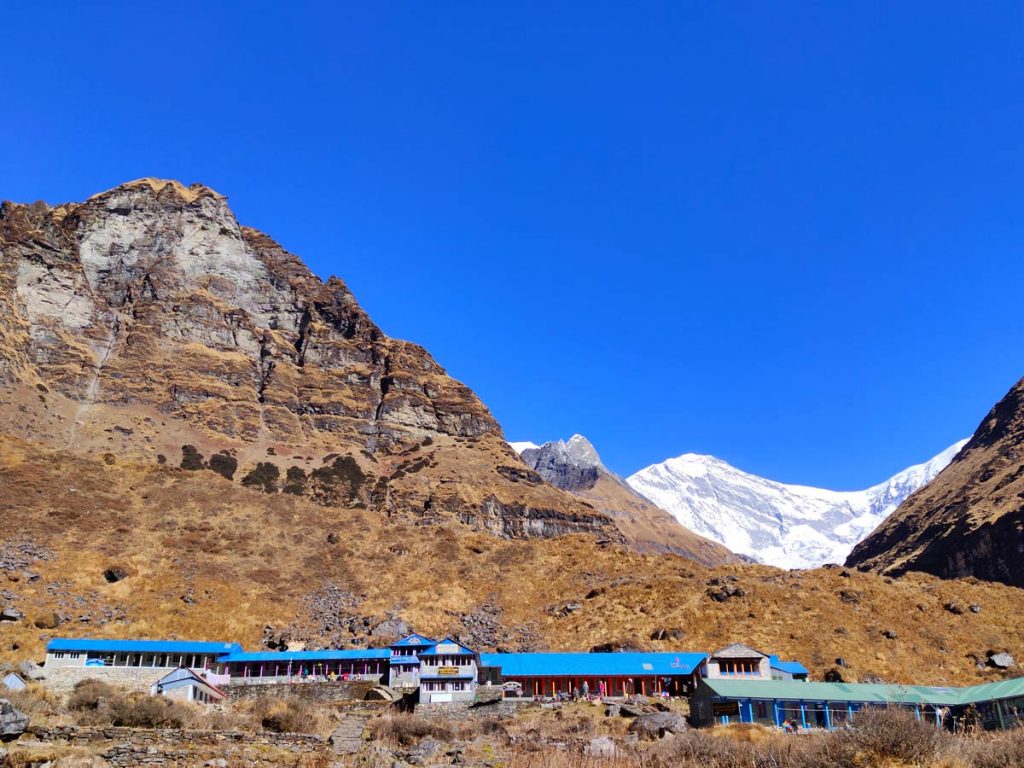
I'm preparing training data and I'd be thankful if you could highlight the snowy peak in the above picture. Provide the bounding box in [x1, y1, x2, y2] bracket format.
[626, 441, 967, 570]
[508, 441, 541, 454]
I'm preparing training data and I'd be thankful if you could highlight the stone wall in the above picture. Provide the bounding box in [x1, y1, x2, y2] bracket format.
[225, 679, 376, 703]
[418, 697, 536, 720]
[43, 665, 169, 693]
[25, 725, 328, 767]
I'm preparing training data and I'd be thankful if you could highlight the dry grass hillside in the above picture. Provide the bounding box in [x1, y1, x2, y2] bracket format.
[3, 434, 1024, 688]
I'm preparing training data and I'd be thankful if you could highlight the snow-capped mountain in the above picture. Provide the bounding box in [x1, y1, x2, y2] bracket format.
[626, 440, 968, 569]
[509, 436, 738, 565]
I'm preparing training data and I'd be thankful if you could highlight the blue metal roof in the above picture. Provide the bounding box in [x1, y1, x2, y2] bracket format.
[219, 649, 390, 663]
[479, 652, 708, 677]
[390, 634, 436, 648]
[769, 656, 809, 675]
[47, 638, 241, 655]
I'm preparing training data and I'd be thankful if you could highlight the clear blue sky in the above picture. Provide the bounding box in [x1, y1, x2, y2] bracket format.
[3, 2, 1022, 488]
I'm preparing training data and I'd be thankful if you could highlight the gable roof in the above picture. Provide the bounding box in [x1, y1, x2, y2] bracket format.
[47, 637, 242, 655]
[390, 634, 437, 648]
[479, 652, 707, 677]
[711, 643, 768, 659]
[418, 638, 477, 656]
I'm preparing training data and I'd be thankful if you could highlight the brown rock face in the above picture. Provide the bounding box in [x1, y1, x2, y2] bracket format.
[846, 377, 1024, 586]
[0, 179, 612, 539]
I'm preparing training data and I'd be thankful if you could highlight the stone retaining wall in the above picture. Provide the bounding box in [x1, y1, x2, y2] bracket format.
[225, 679, 376, 703]
[25, 725, 328, 767]
[418, 697, 536, 720]
[43, 666, 169, 693]
[28, 725, 326, 749]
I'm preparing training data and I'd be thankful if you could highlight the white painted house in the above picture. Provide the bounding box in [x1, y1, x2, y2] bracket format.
[416, 638, 479, 703]
[150, 667, 226, 704]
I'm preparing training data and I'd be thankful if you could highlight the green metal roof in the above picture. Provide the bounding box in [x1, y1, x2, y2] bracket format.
[958, 677, 1024, 705]
[699, 678, 964, 706]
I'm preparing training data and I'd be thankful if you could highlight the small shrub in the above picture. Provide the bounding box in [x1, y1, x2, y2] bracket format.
[283, 466, 308, 495]
[67, 679, 116, 710]
[248, 697, 331, 735]
[180, 444, 205, 471]
[242, 462, 280, 493]
[310, 455, 366, 503]
[208, 451, 238, 480]
[367, 714, 454, 746]
[107, 693, 191, 728]
[843, 706, 950, 764]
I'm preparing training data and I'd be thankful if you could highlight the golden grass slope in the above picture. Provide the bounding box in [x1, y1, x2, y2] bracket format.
[2, 433, 1024, 688]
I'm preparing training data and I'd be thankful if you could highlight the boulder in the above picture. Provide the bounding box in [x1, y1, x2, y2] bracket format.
[988, 652, 1015, 669]
[0, 699, 29, 741]
[707, 585, 745, 602]
[17, 662, 45, 681]
[33, 612, 63, 630]
[365, 685, 401, 702]
[649, 627, 685, 642]
[585, 736, 617, 758]
[619, 702, 649, 718]
[0, 607, 21, 622]
[102, 566, 129, 584]
[590, 640, 643, 653]
[944, 602, 965, 615]
[824, 668, 845, 683]
[406, 737, 441, 765]
[628, 711, 686, 740]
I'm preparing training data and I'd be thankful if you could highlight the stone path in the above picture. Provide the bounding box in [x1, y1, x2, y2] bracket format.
[331, 713, 370, 755]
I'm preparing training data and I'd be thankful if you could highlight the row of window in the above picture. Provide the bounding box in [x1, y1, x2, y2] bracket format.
[718, 661, 762, 675]
[423, 656, 473, 667]
[421, 681, 468, 692]
[84, 653, 215, 668]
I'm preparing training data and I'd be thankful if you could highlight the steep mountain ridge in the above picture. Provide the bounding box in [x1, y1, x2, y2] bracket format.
[515, 436, 737, 565]
[0, 179, 612, 540]
[627, 441, 967, 569]
[847, 378, 1024, 586]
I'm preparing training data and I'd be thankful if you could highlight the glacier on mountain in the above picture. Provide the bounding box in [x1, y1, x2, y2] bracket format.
[625, 440, 968, 569]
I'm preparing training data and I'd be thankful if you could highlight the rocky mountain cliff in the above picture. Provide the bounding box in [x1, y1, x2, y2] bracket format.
[0, 179, 612, 540]
[847, 378, 1024, 586]
[515, 436, 736, 565]
[627, 441, 966, 569]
